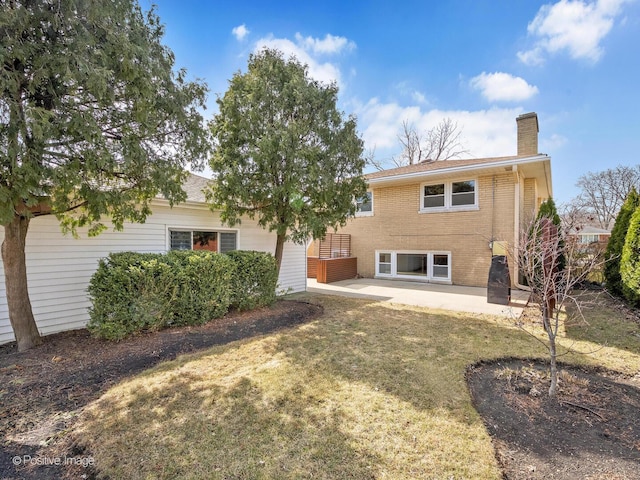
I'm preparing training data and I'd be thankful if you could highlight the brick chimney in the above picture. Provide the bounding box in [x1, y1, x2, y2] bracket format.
[516, 112, 539, 156]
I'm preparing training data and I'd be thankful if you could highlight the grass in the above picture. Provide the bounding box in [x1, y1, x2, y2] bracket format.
[73, 293, 640, 479]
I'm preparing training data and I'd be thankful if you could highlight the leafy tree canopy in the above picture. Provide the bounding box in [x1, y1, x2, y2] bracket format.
[207, 48, 367, 269]
[0, 0, 209, 233]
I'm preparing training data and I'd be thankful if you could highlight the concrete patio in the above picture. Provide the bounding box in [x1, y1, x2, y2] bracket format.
[307, 278, 529, 317]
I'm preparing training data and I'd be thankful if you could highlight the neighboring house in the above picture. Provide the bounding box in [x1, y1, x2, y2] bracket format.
[0, 174, 306, 345]
[567, 225, 611, 246]
[331, 112, 552, 287]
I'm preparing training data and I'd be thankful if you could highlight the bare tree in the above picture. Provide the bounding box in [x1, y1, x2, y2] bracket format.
[391, 118, 469, 168]
[517, 215, 605, 397]
[559, 201, 596, 232]
[394, 120, 422, 166]
[574, 165, 640, 229]
[363, 146, 386, 172]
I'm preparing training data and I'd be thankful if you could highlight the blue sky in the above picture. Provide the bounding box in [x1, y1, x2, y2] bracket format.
[142, 0, 640, 205]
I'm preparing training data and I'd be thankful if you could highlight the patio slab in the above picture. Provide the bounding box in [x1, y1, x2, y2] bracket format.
[307, 278, 529, 317]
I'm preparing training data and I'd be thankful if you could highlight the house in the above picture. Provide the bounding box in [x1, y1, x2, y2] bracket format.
[0, 174, 307, 345]
[567, 225, 611, 247]
[330, 112, 552, 287]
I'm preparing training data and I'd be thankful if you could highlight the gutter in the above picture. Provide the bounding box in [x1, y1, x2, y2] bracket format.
[513, 168, 531, 292]
[366, 154, 550, 185]
[151, 198, 211, 210]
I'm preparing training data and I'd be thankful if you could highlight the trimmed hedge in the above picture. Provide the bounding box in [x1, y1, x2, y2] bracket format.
[226, 250, 278, 311]
[87, 250, 278, 340]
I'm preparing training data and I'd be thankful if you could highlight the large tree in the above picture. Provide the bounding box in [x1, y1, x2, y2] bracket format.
[1, 0, 209, 350]
[208, 49, 367, 272]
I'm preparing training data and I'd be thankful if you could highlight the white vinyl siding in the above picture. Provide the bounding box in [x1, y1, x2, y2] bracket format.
[0, 203, 306, 345]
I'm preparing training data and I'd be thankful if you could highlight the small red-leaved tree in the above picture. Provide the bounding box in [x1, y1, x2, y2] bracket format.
[518, 214, 605, 397]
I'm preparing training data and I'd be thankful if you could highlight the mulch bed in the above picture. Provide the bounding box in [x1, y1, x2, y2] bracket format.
[0, 300, 322, 480]
[467, 358, 640, 479]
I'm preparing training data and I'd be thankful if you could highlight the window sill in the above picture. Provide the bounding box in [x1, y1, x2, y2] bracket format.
[374, 275, 452, 284]
[419, 205, 479, 214]
[355, 211, 374, 217]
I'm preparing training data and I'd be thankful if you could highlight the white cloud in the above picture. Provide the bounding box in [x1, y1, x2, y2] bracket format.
[393, 81, 430, 106]
[411, 91, 428, 105]
[470, 72, 539, 102]
[294, 33, 356, 55]
[254, 33, 356, 87]
[518, 0, 628, 65]
[232, 24, 250, 41]
[355, 100, 524, 164]
[541, 133, 568, 151]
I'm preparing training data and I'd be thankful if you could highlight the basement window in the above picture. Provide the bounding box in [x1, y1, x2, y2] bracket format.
[375, 250, 451, 283]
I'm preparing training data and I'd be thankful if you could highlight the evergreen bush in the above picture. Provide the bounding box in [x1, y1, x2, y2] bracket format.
[621, 205, 640, 306]
[226, 250, 278, 310]
[605, 188, 639, 296]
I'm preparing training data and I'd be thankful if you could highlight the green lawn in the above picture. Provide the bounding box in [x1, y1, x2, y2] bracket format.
[73, 293, 640, 479]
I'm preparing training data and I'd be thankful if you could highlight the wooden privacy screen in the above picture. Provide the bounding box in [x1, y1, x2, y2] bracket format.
[318, 233, 351, 258]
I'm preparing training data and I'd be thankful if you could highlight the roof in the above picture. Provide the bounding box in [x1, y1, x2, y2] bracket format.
[365, 156, 524, 180]
[182, 173, 211, 203]
[155, 172, 212, 205]
[569, 225, 612, 235]
[365, 154, 553, 199]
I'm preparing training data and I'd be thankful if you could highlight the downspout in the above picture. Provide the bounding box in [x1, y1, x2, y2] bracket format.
[491, 176, 496, 244]
[513, 168, 531, 291]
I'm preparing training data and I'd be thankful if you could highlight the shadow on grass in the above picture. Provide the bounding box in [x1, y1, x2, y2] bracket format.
[78, 366, 381, 479]
[274, 296, 550, 414]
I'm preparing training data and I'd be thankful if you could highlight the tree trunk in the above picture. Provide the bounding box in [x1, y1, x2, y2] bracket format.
[274, 233, 286, 277]
[1, 215, 41, 351]
[548, 338, 558, 397]
[543, 306, 558, 397]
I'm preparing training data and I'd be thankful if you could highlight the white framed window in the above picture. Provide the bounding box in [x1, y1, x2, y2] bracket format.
[579, 234, 599, 244]
[377, 252, 392, 275]
[423, 183, 445, 208]
[355, 191, 374, 217]
[420, 179, 477, 213]
[375, 250, 451, 283]
[168, 229, 237, 253]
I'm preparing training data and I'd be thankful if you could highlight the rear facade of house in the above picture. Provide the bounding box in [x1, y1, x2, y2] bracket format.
[335, 112, 553, 287]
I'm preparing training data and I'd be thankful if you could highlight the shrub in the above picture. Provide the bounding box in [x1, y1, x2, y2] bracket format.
[87, 253, 167, 340]
[88, 251, 234, 340]
[605, 187, 639, 296]
[536, 198, 565, 271]
[226, 250, 278, 310]
[621, 205, 640, 306]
